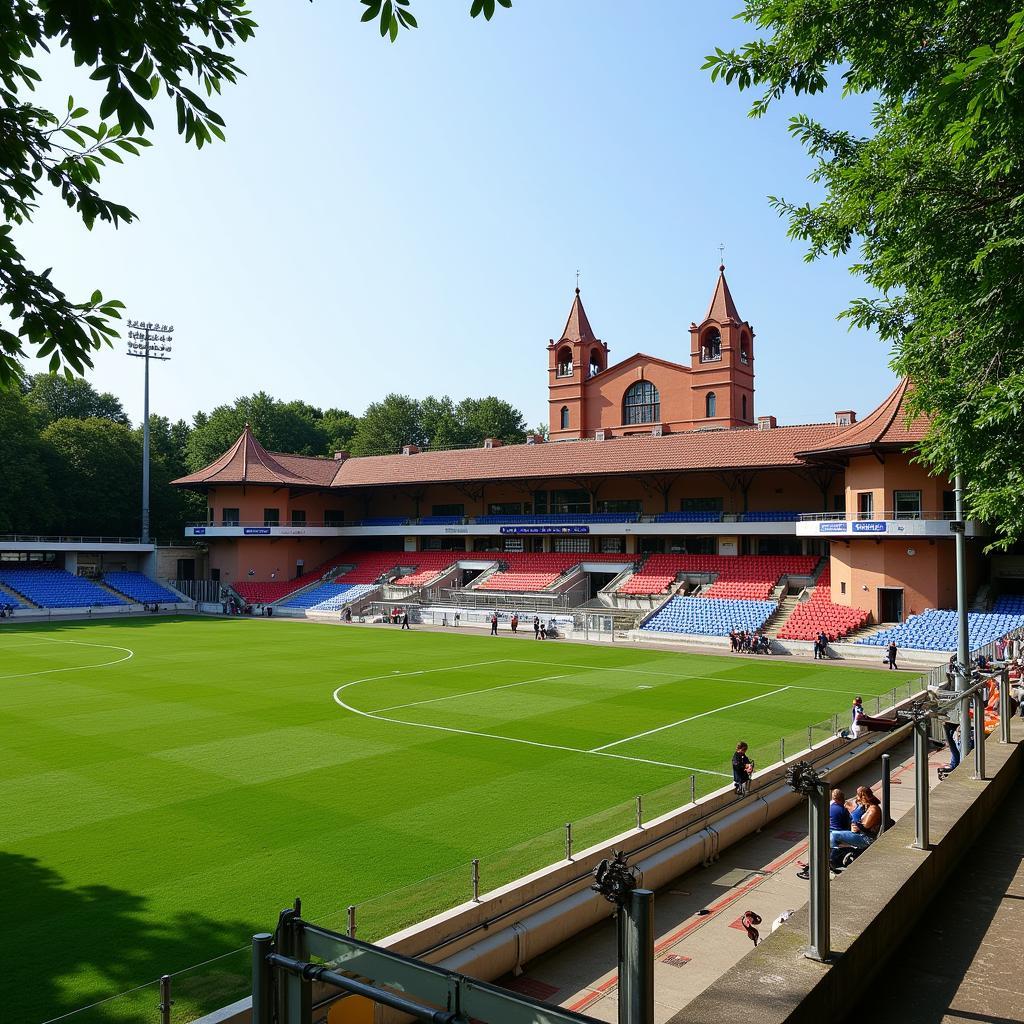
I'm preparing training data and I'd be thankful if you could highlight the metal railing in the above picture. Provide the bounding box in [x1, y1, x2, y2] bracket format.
[0, 533, 147, 544]
[798, 510, 957, 522]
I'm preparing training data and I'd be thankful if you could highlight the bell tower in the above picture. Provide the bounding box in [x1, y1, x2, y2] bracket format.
[547, 288, 609, 440]
[688, 264, 755, 428]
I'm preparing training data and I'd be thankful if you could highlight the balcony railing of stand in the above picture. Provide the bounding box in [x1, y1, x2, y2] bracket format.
[0, 533, 146, 544]
[798, 511, 958, 522]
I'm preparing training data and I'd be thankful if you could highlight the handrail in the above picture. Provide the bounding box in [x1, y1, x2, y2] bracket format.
[798, 511, 958, 522]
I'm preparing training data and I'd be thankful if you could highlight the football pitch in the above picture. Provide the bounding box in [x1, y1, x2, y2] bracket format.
[0, 617, 920, 1023]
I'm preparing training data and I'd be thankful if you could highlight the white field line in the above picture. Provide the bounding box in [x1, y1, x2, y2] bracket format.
[333, 668, 730, 778]
[505, 659, 885, 699]
[589, 686, 791, 753]
[0, 634, 135, 681]
[371, 674, 567, 713]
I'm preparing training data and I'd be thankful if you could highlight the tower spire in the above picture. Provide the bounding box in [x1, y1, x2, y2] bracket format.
[704, 263, 741, 323]
[560, 287, 596, 342]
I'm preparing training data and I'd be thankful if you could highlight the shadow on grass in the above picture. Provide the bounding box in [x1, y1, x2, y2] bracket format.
[2, 852, 256, 1024]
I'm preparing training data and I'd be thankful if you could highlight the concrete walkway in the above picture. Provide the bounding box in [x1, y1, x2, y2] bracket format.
[863, 776, 1024, 1024]
[496, 735, 947, 1023]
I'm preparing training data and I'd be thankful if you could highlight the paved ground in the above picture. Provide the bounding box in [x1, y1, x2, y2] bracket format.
[864, 778, 1024, 1024]
[497, 735, 946, 1023]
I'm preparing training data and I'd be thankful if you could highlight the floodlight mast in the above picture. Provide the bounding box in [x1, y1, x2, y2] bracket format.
[126, 320, 174, 544]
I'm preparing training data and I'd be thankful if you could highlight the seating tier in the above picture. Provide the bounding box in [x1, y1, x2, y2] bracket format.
[640, 596, 778, 637]
[0, 569, 126, 609]
[855, 609, 1024, 652]
[103, 572, 180, 604]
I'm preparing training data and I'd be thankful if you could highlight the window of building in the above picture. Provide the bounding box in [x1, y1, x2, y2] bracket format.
[324, 510, 345, 526]
[589, 349, 603, 377]
[623, 380, 660, 425]
[943, 490, 957, 516]
[857, 492, 874, 519]
[894, 490, 922, 519]
[560, 406, 570, 429]
[682, 497, 724, 512]
[701, 329, 722, 362]
[207, 506, 214, 524]
[431, 503, 464, 517]
[502, 537, 525, 552]
[488, 502, 523, 515]
[705, 392, 717, 418]
[263, 508, 280, 526]
[834, 494, 847, 513]
[740, 336, 750, 364]
[291, 510, 307, 526]
[840, 580, 847, 595]
[600, 537, 624, 552]
[554, 537, 590, 553]
[597, 499, 643, 514]
[550, 489, 590, 514]
[222, 507, 240, 526]
[741, 394, 748, 420]
[556, 347, 573, 377]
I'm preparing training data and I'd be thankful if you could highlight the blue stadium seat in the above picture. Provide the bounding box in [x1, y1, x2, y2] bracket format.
[855, 608, 1024, 652]
[359, 517, 410, 527]
[473, 513, 639, 524]
[278, 583, 377, 611]
[419, 516, 464, 525]
[0, 569, 127, 609]
[103, 572, 180, 604]
[640, 596, 777, 637]
[740, 511, 802, 522]
[651, 511, 724, 523]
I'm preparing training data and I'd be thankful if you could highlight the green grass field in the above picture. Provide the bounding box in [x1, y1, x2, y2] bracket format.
[0, 617, 919, 1023]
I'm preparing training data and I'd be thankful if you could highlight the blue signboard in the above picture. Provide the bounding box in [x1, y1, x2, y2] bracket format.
[851, 521, 887, 533]
[818, 522, 847, 534]
[243, 527, 272, 536]
[499, 525, 590, 535]
[192, 527, 206, 535]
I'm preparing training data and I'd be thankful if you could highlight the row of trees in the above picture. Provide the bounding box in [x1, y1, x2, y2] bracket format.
[0, 374, 534, 540]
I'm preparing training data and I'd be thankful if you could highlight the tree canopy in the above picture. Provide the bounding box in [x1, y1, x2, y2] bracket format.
[0, 1, 511, 386]
[705, 2, 1024, 545]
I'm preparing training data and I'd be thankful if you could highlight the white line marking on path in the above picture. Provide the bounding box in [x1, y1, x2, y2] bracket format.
[372, 674, 567, 713]
[0, 634, 135, 681]
[333, 667, 730, 778]
[589, 686, 791, 752]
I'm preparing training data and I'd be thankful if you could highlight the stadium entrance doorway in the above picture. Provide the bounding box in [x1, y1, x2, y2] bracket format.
[879, 587, 904, 623]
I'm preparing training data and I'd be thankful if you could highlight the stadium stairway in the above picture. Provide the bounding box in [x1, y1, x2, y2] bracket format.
[763, 595, 801, 638]
[0, 581, 35, 608]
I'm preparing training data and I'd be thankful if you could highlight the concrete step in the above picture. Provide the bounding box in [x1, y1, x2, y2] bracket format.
[0, 580, 38, 608]
[765, 596, 801, 638]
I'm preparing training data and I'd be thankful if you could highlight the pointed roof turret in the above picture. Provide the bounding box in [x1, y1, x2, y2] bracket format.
[703, 264, 741, 324]
[560, 288, 597, 343]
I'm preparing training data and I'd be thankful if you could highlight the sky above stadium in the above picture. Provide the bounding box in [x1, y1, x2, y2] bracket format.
[18, 2, 890, 432]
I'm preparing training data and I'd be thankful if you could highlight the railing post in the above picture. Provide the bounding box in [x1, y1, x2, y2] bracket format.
[785, 761, 830, 961]
[913, 718, 929, 850]
[621, 889, 655, 1024]
[807, 725, 813, 750]
[252, 933, 274, 1024]
[635, 795, 643, 829]
[158, 974, 173, 1024]
[880, 753, 891, 834]
[565, 822, 573, 861]
[973, 688, 986, 780]
[690, 774, 696, 805]
[1000, 669, 1012, 744]
[780, 736, 785, 761]
[471, 859, 480, 902]
[347, 904, 356, 938]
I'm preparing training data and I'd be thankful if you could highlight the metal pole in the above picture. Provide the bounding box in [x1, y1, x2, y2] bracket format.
[471, 859, 480, 902]
[347, 905, 356, 938]
[913, 720, 929, 850]
[880, 753, 891, 835]
[619, 889, 654, 1024]
[807, 725, 813, 750]
[565, 822, 573, 861]
[141, 341, 151, 543]
[1000, 669, 1012, 743]
[252, 933, 274, 1024]
[780, 736, 785, 761]
[973, 689, 986, 780]
[635, 795, 643, 829]
[158, 974, 172, 1024]
[955, 473, 972, 759]
[690, 774, 696, 804]
[806, 781, 830, 961]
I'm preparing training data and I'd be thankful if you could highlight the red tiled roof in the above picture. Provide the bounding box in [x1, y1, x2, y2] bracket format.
[797, 379, 929, 459]
[328, 422, 846, 488]
[172, 425, 339, 487]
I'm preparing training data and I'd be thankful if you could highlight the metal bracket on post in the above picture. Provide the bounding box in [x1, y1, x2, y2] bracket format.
[591, 852, 651, 1024]
[784, 760, 830, 962]
[565, 822, 573, 861]
[158, 974, 173, 1024]
[635, 795, 643, 830]
[277, 907, 311, 1024]
[471, 859, 480, 902]
[347, 904, 357, 938]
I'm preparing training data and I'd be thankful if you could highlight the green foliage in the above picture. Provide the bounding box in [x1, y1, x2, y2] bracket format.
[24, 372, 128, 427]
[0, 387, 54, 531]
[706, 1, 1024, 545]
[457, 395, 527, 445]
[360, 0, 511, 42]
[350, 393, 425, 456]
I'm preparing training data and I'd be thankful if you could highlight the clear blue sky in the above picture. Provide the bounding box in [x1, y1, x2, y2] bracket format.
[18, 1, 890, 432]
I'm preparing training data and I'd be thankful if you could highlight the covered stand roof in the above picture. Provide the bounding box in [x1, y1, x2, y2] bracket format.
[172, 424, 339, 488]
[797, 379, 930, 460]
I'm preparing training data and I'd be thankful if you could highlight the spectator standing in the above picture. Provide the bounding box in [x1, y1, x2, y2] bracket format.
[401, 610, 410, 630]
[732, 742, 753, 796]
[816, 631, 828, 660]
[511, 613, 519, 634]
[850, 696, 865, 738]
[490, 611, 499, 636]
[533, 615, 540, 639]
[887, 641, 899, 670]
[454, 610, 460, 628]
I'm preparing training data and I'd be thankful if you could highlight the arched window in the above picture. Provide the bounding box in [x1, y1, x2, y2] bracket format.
[742, 394, 748, 420]
[589, 349, 603, 377]
[560, 406, 570, 429]
[556, 346, 573, 377]
[623, 380, 661, 425]
[740, 336, 750, 365]
[705, 392, 717, 418]
[701, 329, 722, 362]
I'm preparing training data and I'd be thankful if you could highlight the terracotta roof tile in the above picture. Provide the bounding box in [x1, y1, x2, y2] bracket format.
[798, 379, 929, 458]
